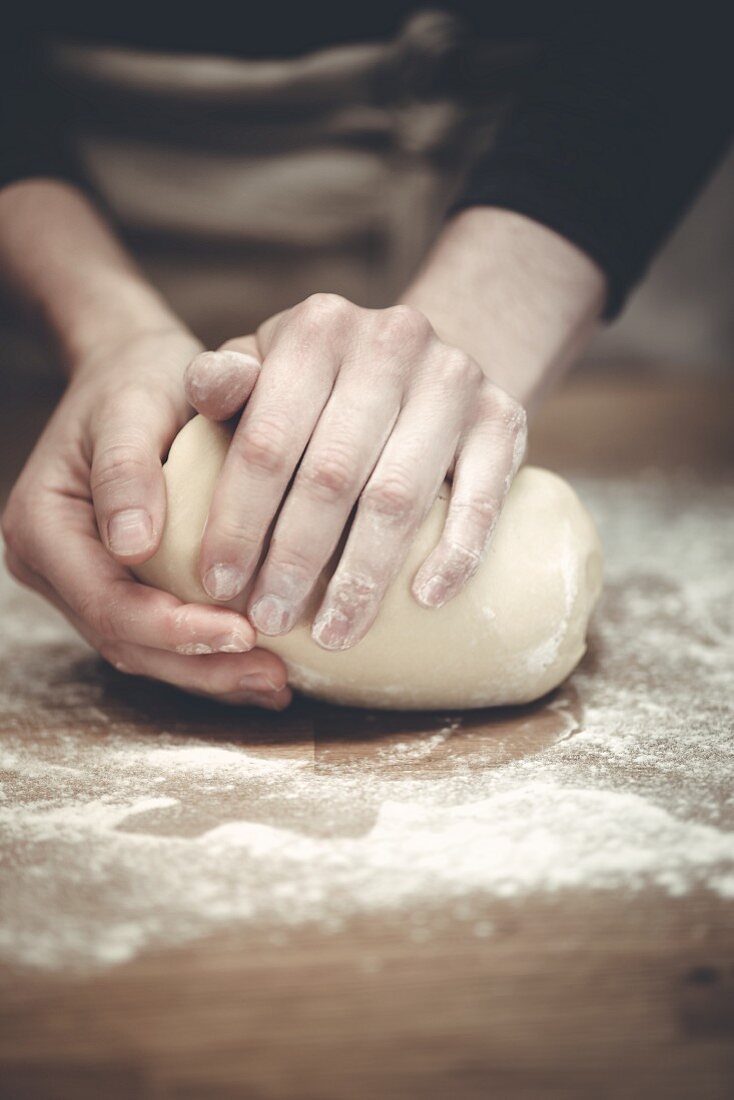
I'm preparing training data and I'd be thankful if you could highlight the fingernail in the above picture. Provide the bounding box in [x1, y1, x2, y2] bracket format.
[108, 509, 153, 556]
[175, 642, 214, 655]
[415, 574, 451, 608]
[239, 672, 282, 692]
[204, 564, 245, 601]
[250, 595, 294, 635]
[312, 608, 353, 651]
[212, 629, 252, 653]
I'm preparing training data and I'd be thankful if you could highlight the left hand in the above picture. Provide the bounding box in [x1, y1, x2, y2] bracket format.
[185, 294, 527, 651]
[3, 326, 291, 710]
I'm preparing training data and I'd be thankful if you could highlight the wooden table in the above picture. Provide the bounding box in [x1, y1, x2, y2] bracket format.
[1, 372, 733, 1099]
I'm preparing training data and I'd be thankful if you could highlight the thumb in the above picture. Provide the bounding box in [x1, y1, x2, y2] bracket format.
[91, 391, 176, 564]
[185, 335, 262, 421]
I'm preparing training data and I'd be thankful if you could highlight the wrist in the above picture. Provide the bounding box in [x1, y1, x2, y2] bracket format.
[400, 206, 606, 409]
[0, 178, 190, 372]
[57, 270, 189, 374]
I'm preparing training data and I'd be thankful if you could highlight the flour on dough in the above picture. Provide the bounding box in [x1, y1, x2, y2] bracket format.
[134, 415, 603, 709]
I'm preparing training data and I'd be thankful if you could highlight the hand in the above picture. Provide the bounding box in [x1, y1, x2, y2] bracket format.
[184, 295, 528, 651]
[2, 327, 291, 709]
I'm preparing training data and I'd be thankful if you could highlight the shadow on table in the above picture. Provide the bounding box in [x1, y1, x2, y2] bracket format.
[12, 637, 587, 773]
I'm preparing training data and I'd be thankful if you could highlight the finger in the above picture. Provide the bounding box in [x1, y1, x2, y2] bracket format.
[247, 372, 402, 636]
[185, 341, 262, 421]
[311, 365, 472, 650]
[90, 386, 181, 564]
[200, 687, 292, 710]
[7, 544, 289, 706]
[24, 502, 258, 653]
[199, 294, 353, 604]
[145, 648, 292, 709]
[99, 639, 291, 705]
[412, 387, 528, 608]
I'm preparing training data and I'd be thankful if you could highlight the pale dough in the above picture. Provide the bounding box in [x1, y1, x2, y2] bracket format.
[134, 415, 603, 709]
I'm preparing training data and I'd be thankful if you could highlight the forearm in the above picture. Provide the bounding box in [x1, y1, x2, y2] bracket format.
[0, 178, 186, 370]
[400, 207, 606, 411]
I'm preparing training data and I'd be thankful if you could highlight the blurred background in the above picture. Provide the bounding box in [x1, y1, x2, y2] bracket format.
[589, 147, 733, 374]
[6, 146, 734, 388]
[3, 15, 732, 394]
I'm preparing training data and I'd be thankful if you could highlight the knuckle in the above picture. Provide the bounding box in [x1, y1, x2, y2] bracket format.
[210, 517, 260, 552]
[91, 443, 151, 495]
[237, 417, 290, 475]
[170, 604, 201, 638]
[362, 471, 416, 520]
[484, 392, 528, 478]
[303, 291, 350, 316]
[374, 305, 431, 353]
[266, 541, 317, 588]
[504, 397, 528, 437]
[439, 349, 479, 387]
[297, 292, 352, 331]
[455, 493, 500, 528]
[77, 591, 117, 640]
[300, 444, 360, 500]
[483, 386, 526, 431]
[332, 568, 379, 603]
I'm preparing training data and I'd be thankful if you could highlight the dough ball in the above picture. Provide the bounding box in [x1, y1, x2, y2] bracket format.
[133, 415, 603, 709]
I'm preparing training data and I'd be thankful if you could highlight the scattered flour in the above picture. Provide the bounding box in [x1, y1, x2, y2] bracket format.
[0, 470, 732, 970]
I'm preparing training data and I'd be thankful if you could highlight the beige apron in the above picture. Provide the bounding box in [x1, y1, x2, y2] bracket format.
[45, 11, 533, 347]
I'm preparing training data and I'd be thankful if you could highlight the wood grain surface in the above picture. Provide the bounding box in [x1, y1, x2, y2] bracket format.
[1, 373, 732, 1100]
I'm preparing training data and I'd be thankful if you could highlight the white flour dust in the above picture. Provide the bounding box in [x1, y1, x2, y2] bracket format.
[0, 470, 733, 970]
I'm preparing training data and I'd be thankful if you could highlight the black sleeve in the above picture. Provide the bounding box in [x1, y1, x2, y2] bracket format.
[0, 27, 81, 190]
[449, 4, 734, 318]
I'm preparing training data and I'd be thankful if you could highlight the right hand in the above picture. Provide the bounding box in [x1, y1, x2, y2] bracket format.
[2, 326, 291, 710]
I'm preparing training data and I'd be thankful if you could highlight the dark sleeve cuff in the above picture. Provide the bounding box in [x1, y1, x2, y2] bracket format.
[0, 30, 81, 192]
[449, 161, 636, 319]
[449, 6, 734, 320]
